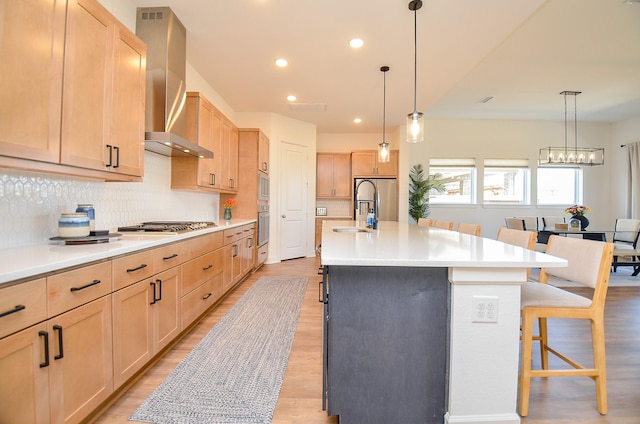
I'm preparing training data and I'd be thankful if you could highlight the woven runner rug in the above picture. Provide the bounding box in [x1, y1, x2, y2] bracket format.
[129, 276, 308, 424]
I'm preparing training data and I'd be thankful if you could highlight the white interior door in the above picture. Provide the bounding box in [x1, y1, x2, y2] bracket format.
[280, 141, 307, 260]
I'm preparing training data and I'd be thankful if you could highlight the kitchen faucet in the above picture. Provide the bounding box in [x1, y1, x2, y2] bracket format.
[354, 179, 378, 229]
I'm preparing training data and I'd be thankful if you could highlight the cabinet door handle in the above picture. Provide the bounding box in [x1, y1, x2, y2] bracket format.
[248, 237, 253, 248]
[126, 263, 147, 273]
[203, 264, 213, 271]
[156, 279, 162, 302]
[39, 331, 50, 368]
[113, 145, 120, 168]
[229, 178, 235, 188]
[53, 325, 64, 360]
[150, 281, 157, 305]
[202, 293, 212, 300]
[106, 144, 113, 167]
[262, 162, 268, 172]
[210, 173, 216, 186]
[233, 245, 239, 257]
[163, 253, 178, 261]
[0, 304, 25, 318]
[70, 279, 100, 292]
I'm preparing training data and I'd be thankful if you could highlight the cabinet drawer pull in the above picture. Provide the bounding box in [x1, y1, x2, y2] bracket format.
[0, 304, 25, 318]
[39, 331, 49, 368]
[202, 293, 212, 300]
[70, 279, 101, 292]
[203, 264, 213, 271]
[126, 263, 148, 273]
[53, 325, 64, 360]
[163, 253, 178, 261]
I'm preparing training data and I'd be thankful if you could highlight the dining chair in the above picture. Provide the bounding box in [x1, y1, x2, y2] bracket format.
[417, 218, 432, 227]
[504, 217, 525, 230]
[496, 227, 537, 279]
[539, 216, 566, 244]
[611, 218, 640, 273]
[457, 222, 481, 236]
[433, 220, 454, 230]
[515, 216, 539, 232]
[519, 235, 614, 417]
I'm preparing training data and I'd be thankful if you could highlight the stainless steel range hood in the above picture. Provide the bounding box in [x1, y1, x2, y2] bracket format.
[136, 7, 213, 159]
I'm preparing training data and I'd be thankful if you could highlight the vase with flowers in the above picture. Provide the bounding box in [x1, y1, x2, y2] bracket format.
[565, 204, 590, 230]
[223, 198, 236, 221]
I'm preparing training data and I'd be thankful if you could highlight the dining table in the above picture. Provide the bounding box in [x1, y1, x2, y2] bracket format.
[539, 227, 640, 276]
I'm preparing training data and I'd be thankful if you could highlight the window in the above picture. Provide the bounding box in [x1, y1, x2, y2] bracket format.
[428, 159, 476, 204]
[483, 159, 530, 205]
[537, 167, 582, 205]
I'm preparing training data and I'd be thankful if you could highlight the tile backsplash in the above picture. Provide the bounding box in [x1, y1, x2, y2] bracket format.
[0, 153, 220, 249]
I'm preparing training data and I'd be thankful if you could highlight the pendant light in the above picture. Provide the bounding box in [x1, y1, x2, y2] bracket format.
[406, 0, 424, 143]
[378, 66, 390, 163]
[538, 91, 605, 166]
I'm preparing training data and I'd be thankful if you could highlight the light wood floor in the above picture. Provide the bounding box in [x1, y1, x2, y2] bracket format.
[93, 257, 640, 424]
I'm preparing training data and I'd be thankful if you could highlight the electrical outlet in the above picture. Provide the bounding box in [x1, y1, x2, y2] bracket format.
[317, 207, 327, 216]
[472, 295, 499, 323]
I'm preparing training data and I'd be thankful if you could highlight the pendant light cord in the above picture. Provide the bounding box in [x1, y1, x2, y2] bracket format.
[383, 69, 387, 140]
[413, 7, 418, 113]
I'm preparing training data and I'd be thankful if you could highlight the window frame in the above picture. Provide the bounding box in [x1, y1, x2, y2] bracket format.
[428, 158, 477, 205]
[536, 166, 583, 206]
[482, 159, 531, 206]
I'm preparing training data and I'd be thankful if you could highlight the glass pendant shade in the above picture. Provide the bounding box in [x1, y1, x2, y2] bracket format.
[406, 111, 424, 143]
[378, 141, 390, 163]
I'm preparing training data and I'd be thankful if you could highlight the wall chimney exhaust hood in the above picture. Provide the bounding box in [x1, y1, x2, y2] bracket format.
[136, 7, 213, 159]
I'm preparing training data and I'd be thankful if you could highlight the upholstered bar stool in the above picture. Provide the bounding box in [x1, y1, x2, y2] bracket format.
[433, 219, 454, 230]
[519, 235, 614, 417]
[457, 222, 481, 236]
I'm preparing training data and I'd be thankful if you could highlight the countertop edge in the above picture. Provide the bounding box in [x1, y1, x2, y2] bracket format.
[0, 219, 256, 286]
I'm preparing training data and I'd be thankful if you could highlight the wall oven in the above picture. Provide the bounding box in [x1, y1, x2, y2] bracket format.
[258, 207, 269, 247]
[258, 172, 269, 201]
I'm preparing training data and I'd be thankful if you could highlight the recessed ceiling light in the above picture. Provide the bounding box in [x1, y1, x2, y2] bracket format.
[353, 118, 362, 124]
[349, 38, 364, 48]
[275, 58, 288, 67]
[287, 95, 297, 102]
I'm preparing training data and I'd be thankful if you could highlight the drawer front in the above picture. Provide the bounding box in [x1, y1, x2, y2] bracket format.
[258, 243, 268, 265]
[181, 273, 223, 329]
[113, 250, 155, 291]
[153, 240, 188, 273]
[0, 278, 47, 339]
[241, 223, 255, 237]
[48, 261, 112, 317]
[187, 232, 224, 259]
[181, 249, 224, 296]
[223, 227, 244, 245]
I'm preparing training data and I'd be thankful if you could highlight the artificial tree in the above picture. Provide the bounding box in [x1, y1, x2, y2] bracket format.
[409, 164, 445, 223]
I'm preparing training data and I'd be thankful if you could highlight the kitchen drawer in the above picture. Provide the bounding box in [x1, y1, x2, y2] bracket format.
[223, 226, 244, 245]
[258, 242, 268, 265]
[241, 223, 255, 236]
[153, 240, 188, 273]
[113, 249, 156, 290]
[181, 272, 223, 329]
[181, 248, 224, 295]
[48, 261, 112, 317]
[187, 231, 223, 259]
[0, 278, 47, 339]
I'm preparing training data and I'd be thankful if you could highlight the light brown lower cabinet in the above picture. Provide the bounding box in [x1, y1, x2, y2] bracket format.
[0, 224, 256, 423]
[0, 295, 113, 424]
[112, 267, 181, 388]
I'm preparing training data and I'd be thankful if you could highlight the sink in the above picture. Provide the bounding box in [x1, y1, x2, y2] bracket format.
[332, 226, 373, 233]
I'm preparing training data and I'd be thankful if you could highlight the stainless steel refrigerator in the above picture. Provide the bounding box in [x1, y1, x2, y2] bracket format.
[354, 178, 398, 222]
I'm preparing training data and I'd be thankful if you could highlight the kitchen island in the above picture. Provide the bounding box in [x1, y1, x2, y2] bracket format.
[320, 220, 566, 424]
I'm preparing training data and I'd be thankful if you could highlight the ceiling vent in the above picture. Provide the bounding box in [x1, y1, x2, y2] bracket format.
[289, 103, 328, 112]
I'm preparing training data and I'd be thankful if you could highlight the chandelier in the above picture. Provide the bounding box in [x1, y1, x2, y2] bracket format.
[538, 91, 604, 166]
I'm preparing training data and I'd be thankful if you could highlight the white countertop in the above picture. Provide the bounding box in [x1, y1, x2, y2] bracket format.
[321, 220, 567, 269]
[0, 219, 255, 285]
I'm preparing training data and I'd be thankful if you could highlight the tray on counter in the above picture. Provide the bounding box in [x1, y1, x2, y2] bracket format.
[49, 233, 122, 245]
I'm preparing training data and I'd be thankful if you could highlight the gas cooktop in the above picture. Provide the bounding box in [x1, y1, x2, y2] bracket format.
[117, 221, 217, 234]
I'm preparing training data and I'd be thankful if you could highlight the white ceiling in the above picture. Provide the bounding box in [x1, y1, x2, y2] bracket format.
[133, 0, 640, 134]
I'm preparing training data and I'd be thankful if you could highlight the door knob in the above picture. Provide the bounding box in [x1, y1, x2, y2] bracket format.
[282, 214, 286, 218]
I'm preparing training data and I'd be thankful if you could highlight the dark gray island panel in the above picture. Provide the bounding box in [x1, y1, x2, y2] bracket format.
[325, 265, 449, 424]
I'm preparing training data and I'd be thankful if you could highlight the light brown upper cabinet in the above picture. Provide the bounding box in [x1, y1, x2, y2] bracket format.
[317, 153, 351, 198]
[351, 150, 398, 177]
[0, 0, 146, 182]
[258, 132, 270, 174]
[221, 117, 239, 192]
[172, 92, 223, 191]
